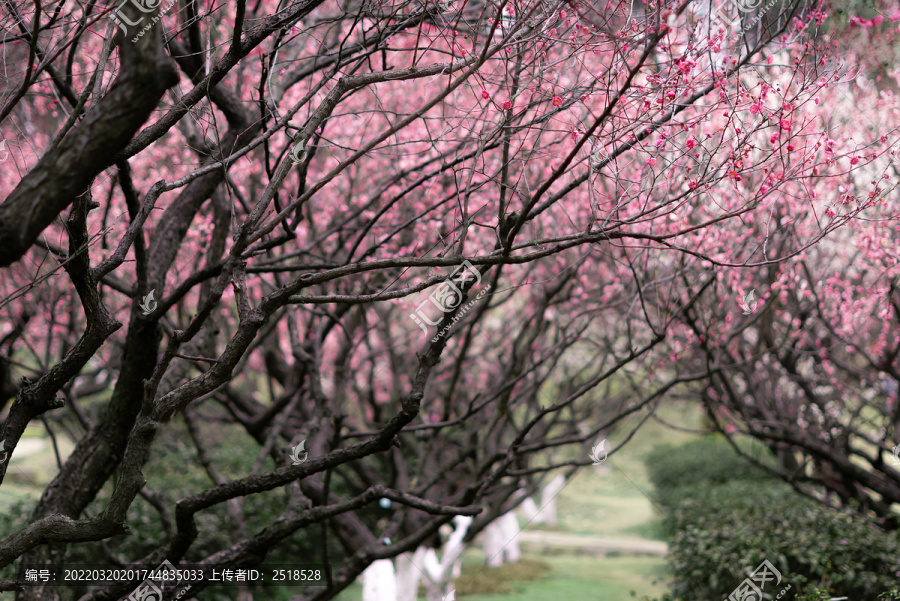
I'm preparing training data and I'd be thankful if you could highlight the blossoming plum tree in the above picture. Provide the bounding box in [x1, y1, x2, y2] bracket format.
[641, 1, 900, 531]
[0, 0, 894, 599]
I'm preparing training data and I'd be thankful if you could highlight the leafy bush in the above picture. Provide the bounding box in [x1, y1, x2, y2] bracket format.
[645, 436, 900, 601]
[644, 436, 775, 510]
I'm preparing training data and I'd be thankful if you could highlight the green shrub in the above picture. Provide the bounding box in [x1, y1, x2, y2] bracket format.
[645, 437, 900, 601]
[644, 436, 775, 510]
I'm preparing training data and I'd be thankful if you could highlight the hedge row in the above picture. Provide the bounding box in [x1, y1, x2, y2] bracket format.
[641, 437, 900, 601]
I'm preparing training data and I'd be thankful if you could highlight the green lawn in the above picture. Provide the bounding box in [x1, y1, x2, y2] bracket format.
[460, 554, 668, 601]
[0, 426, 74, 511]
[555, 400, 704, 540]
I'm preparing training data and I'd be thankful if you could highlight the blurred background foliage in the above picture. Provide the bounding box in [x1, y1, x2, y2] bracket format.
[642, 437, 900, 601]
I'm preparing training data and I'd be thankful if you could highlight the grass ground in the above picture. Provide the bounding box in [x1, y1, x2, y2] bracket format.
[0, 425, 74, 510]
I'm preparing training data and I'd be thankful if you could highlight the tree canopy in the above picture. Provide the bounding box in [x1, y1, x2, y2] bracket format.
[0, 0, 898, 599]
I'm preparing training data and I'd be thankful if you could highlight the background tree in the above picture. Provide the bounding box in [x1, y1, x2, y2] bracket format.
[660, 1, 900, 527]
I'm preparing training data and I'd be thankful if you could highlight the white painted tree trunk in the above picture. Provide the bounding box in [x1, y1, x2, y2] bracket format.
[539, 474, 565, 526]
[424, 582, 448, 601]
[498, 512, 521, 562]
[423, 561, 448, 601]
[450, 557, 462, 579]
[518, 495, 542, 523]
[445, 516, 472, 560]
[362, 559, 397, 601]
[423, 548, 455, 601]
[421, 516, 472, 601]
[396, 547, 427, 601]
[482, 511, 522, 567]
[482, 519, 506, 567]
